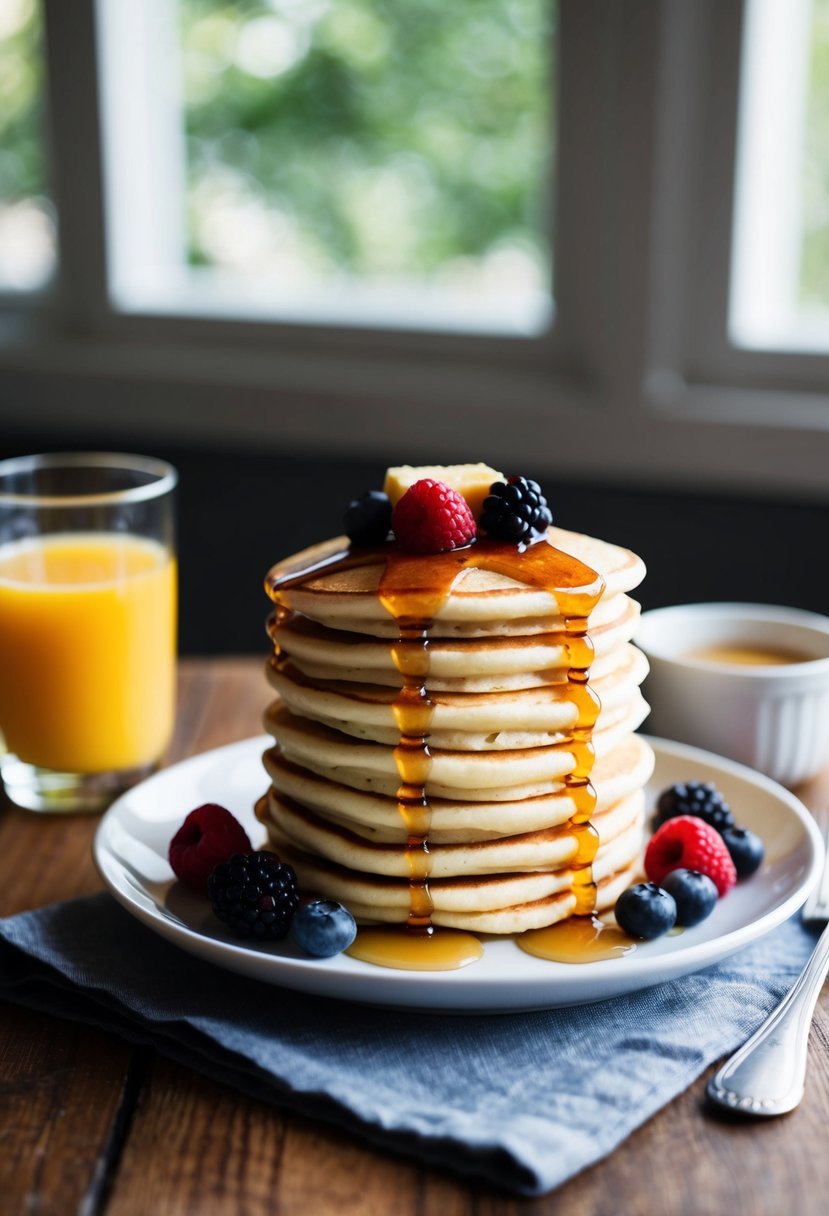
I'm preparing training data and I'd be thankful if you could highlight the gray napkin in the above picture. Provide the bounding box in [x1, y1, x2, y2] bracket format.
[0, 894, 817, 1196]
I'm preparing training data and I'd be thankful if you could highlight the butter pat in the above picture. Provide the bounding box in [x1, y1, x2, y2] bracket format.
[383, 464, 504, 519]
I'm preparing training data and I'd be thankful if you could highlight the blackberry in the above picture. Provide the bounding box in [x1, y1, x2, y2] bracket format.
[654, 781, 734, 835]
[479, 476, 553, 545]
[208, 851, 299, 941]
[344, 490, 392, 547]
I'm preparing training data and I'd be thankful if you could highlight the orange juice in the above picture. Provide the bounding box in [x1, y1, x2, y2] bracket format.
[0, 533, 176, 773]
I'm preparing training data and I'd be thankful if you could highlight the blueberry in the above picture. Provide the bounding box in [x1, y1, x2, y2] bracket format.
[614, 883, 677, 940]
[661, 869, 718, 927]
[720, 827, 764, 879]
[291, 899, 357, 957]
[344, 491, 392, 547]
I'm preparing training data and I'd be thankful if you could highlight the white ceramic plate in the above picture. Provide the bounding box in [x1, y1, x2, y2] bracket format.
[93, 735, 823, 1012]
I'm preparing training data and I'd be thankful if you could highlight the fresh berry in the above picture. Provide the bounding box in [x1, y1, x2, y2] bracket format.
[720, 826, 765, 879]
[654, 781, 734, 835]
[661, 869, 719, 927]
[615, 883, 677, 939]
[344, 490, 392, 547]
[479, 476, 553, 544]
[168, 804, 252, 895]
[391, 478, 477, 553]
[207, 851, 299, 940]
[291, 899, 357, 957]
[645, 815, 737, 896]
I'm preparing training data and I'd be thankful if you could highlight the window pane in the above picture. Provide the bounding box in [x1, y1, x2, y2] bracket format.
[730, 0, 829, 351]
[0, 0, 56, 290]
[101, 0, 554, 335]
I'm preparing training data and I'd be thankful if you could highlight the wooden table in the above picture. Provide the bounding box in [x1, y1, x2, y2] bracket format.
[2, 657, 829, 1215]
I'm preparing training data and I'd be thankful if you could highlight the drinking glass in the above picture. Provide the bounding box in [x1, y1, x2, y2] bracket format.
[0, 452, 177, 812]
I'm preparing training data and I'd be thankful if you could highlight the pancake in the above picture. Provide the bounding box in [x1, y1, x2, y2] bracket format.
[261, 733, 655, 843]
[260, 818, 644, 933]
[261, 785, 644, 877]
[260, 505, 650, 942]
[266, 643, 649, 748]
[269, 525, 646, 629]
[268, 594, 641, 691]
[264, 698, 650, 798]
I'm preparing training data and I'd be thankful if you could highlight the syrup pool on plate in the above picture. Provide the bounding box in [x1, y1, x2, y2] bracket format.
[347, 926, 484, 971]
[519, 915, 636, 963]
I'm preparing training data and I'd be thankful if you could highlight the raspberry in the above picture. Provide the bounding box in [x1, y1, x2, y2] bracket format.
[654, 781, 734, 835]
[480, 475, 553, 544]
[645, 815, 737, 897]
[391, 478, 477, 554]
[208, 851, 299, 940]
[168, 804, 252, 895]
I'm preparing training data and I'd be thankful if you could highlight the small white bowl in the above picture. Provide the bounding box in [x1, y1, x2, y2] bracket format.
[635, 603, 829, 787]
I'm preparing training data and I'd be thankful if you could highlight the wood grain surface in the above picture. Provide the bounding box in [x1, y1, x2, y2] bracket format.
[1, 658, 828, 1216]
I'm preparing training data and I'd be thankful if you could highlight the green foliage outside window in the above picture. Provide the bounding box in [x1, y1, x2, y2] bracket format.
[0, 0, 54, 288]
[0, 0, 46, 204]
[179, 0, 554, 289]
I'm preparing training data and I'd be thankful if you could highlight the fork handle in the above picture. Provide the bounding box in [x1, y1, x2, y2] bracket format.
[706, 922, 829, 1116]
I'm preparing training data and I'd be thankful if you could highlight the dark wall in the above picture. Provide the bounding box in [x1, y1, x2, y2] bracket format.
[3, 430, 828, 654]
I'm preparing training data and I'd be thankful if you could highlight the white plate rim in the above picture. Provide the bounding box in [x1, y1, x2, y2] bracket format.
[93, 734, 824, 1012]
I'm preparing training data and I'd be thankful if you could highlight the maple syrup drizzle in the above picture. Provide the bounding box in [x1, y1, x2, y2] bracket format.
[266, 535, 606, 968]
[384, 621, 437, 932]
[561, 615, 601, 915]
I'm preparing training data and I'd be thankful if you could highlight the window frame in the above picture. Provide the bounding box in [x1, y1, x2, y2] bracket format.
[644, 1, 829, 405]
[1, 0, 827, 500]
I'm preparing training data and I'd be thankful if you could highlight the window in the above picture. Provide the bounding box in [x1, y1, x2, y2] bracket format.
[98, 0, 555, 335]
[1, 2, 828, 500]
[0, 0, 56, 291]
[730, 0, 829, 351]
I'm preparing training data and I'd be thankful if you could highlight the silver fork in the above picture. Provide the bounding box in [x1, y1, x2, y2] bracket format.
[707, 807, 829, 1117]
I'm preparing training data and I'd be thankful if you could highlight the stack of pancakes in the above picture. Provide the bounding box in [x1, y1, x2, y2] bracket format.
[257, 524, 653, 934]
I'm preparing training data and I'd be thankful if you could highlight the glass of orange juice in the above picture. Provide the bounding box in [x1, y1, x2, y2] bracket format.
[0, 452, 177, 812]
